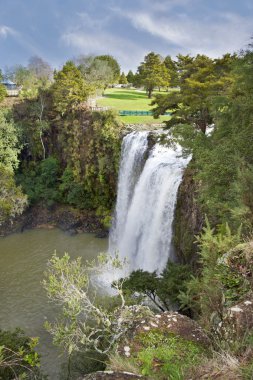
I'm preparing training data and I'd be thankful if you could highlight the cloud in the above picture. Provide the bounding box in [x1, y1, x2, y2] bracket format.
[61, 29, 147, 71]
[0, 24, 42, 58]
[76, 12, 111, 30]
[138, 0, 195, 12]
[113, 7, 252, 57]
[0, 25, 17, 38]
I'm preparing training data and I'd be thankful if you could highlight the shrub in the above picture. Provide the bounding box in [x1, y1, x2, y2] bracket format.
[0, 328, 45, 379]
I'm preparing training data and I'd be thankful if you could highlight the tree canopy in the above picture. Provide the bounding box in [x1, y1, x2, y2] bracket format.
[136, 52, 170, 98]
[119, 72, 128, 84]
[152, 53, 236, 133]
[94, 55, 120, 82]
[51, 61, 92, 115]
[0, 110, 27, 224]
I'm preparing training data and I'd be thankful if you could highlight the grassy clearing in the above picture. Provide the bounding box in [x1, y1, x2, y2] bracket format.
[97, 88, 171, 124]
[120, 115, 169, 124]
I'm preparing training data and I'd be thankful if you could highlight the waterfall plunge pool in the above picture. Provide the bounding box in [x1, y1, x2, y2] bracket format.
[0, 228, 108, 379]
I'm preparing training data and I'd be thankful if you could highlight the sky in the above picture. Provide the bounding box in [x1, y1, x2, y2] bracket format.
[0, 0, 253, 72]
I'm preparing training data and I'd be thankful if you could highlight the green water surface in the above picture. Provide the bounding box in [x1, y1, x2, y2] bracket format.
[0, 228, 108, 379]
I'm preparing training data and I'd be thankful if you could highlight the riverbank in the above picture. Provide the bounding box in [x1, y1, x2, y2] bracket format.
[0, 204, 107, 237]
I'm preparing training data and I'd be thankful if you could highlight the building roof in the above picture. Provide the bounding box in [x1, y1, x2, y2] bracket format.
[1, 80, 17, 86]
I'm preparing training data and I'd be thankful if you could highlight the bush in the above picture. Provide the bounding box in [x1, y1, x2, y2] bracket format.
[59, 167, 94, 209]
[0, 328, 46, 379]
[17, 157, 61, 206]
[178, 219, 242, 327]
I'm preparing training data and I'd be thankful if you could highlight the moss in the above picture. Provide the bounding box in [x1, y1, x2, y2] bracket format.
[130, 329, 205, 379]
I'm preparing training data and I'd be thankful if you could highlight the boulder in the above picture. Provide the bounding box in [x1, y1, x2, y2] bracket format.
[81, 371, 144, 379]
[220, 298, 253, 338]
[117, 311, 210, 359]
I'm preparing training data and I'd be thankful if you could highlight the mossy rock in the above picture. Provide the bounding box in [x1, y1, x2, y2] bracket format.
[118, 312, 210, 379]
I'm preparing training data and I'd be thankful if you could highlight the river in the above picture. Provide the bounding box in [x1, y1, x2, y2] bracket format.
[0, 228, 108, 379]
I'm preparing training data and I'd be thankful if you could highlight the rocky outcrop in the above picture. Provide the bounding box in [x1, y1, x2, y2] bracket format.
[81, 371, 144, 379]
[117, 311, 210, 359]
[0, 204, 106, 237]
[173, 165, 203, 265]
[223, 299, 253, 337]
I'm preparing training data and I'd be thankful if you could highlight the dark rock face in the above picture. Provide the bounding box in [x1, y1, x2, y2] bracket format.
[81, 371, 144, 379]
[173, 166, 203, 265]
[0, 204, 106, 237]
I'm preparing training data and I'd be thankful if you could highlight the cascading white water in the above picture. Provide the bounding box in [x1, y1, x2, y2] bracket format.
[109, 131, 149, 247]
[109, 131, 190, 274]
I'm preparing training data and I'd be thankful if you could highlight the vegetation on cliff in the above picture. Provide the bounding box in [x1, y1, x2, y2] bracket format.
[0, 59, 123, 227]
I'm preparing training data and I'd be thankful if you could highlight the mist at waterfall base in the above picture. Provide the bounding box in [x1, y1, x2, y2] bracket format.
[107, 131, 190, 281]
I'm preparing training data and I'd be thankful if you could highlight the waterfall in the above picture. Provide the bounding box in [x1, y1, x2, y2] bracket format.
[109, 131, 190, 274]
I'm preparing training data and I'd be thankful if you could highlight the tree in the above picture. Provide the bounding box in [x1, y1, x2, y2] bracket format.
[76, 55, 114, 89]
[164, 55, 179, 87]
[136, 52, 170, 97]
[126, 70, 135, 84]
[94, 55, 120, 82]
[152, 54, 235, 133]
[87, 59, 114, 89]
[119, 72, 128, 85]
[0, 110, 27, 224]
[0, 84, 6, 103]
[28, 55, 53, 84]
[43, 253, 152, 356]
[0, 68, 7, 102]
[0, 109, 20, 171]
[0, 164, 27, 225]
[7, 65, 32, 86]
[122, 262, 191, 312]
[121, 270, 164, 311]
[51, 61, 92, 115]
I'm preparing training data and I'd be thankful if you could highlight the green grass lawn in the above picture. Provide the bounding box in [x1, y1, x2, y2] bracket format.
[96, 88, 171, 124]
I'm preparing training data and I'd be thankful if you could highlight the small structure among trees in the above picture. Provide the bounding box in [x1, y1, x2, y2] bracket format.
[1, 80, 21, 96]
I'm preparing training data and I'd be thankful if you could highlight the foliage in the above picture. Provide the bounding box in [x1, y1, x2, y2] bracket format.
[77, 55, 115, 89]
[58, 109, 122, 210]
[0, 109, 20, 171]
[178, 219, 243, 327]
[0, 328, 45, 379]
[152, 53, 235, 133]
[43, 252, 152, 355]
[0, 164, 27, 224]
[126, 70, 135, 84]
[15, 96, 122, 212]
[119, 72, 128, 84]
[164, 55, 179, 87]
[60, 350, 107, 379]
[28, 56, 53, 85]
[95, 55, 121, 82]
[136, 52, 170, 98]
[0, 83, 6, 103]
[4, 57, 52, 99]
[122, 261, 192, 312]
[134, 330, 204, 379]
[108, 353, 141, 375]
[17, 157, 60, 207]
[0, 109, 27, 224]
[59, 167, 90, 209]
[51, 61, 92, 115]
[157, 49, 253, 231]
